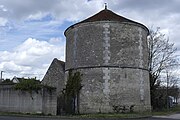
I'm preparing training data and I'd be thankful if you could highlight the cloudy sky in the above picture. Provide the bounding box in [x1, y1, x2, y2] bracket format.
[0, 0, 180, 80]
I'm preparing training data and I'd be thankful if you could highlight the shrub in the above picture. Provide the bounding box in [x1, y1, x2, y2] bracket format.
[14, 78, 42, 93]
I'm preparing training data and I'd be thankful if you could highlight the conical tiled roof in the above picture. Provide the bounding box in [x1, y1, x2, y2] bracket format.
[79, 9, 135, 23]
[65, 8, 148, 35]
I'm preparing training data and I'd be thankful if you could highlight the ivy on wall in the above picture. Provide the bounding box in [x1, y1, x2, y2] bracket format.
[14, 78, 42, 93]
[14, 78, 55, 99]
[63, 70, 83, 114]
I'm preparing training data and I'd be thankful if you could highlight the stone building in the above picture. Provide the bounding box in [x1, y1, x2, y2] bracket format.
[0, 59, 60, 115]
[42, 58, 65, 94]
[43, 7, 151, 113]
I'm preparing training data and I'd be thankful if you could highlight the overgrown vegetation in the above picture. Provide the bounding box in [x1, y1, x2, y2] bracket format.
[1, 79, 14, 84]
[14, 78, 42, 93]
[14, 78, 55, 99]
[62, 70, 83, 114]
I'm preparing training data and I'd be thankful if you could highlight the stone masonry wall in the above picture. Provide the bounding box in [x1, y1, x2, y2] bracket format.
[42, 58, 65, 94]
[65, 21, 149, 70]
[69, 68, 151, 113]
[65, 21, 151, 113]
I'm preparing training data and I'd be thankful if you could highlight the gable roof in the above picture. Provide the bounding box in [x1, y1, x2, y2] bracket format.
[41, 58, 65, 93]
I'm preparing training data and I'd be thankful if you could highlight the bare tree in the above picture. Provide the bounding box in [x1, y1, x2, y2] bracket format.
[163, 69, 179, 87]
[148, 27, 178, 89]
[148, 27, 179, 109]
[164, 69, 179, 105]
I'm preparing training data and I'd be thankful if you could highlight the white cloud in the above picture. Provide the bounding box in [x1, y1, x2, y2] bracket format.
[17, 38, 53, 56]
[1, 61, 31, 72]
[27, 12, 49, 20]
[49, 37, 64, 44]
[0, 17, 7, 26]
[0, 5, 7, 12]
[0, 38, 65, 79]
[0, 0, 103, 22]
[0, 0, 180, 79]
[50, 0, 103, 22]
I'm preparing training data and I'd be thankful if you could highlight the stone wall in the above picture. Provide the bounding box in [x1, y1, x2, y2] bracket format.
[65, 21, 151, 113]
[75, 68, 151, 113]
[42, 58, 65, 94]
[65, 22, 149, 70]
[0, 84, 57, 115]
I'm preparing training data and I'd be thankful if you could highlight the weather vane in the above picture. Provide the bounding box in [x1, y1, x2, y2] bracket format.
[105, 3, 107, 9]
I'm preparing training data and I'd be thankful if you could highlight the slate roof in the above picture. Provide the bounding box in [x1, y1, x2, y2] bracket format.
[65, 8, 149, 35]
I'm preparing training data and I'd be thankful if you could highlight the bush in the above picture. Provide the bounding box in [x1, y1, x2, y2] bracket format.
[1, 79, 14, 84]
[14, 78, 42, 93]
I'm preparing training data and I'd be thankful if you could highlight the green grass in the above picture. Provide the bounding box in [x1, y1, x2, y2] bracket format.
[152, 105, 180, 116]
[0, 112, 151, 119]
[0, 112, 44, 116]
[73, 106, 180, 118]
[69, 112, 151, 119]
[1, 106, 180, 119]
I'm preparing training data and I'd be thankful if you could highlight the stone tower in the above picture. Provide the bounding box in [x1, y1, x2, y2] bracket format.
[64, 8, 151, 113]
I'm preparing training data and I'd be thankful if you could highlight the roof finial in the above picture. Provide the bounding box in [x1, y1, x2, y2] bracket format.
[105, 3, 107, 10]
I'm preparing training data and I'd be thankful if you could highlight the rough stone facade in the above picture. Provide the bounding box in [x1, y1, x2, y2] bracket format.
[65, 10, 151, 113]
[42, 58, 65, 94]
